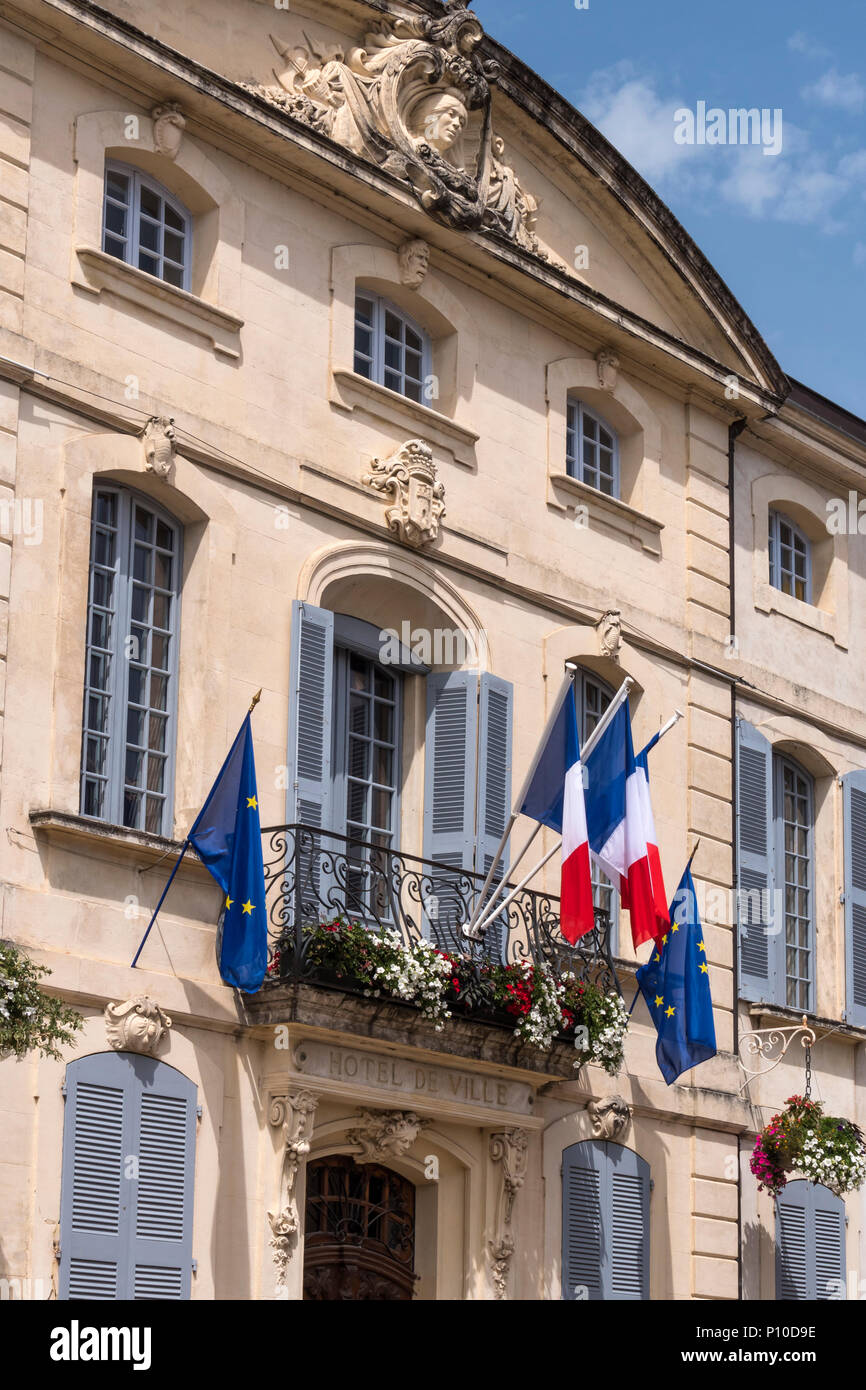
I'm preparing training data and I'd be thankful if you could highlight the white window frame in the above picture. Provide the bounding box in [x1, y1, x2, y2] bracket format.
[566, 399, 620, 498]
[354, 291, 433, 406]
[768, 509, 812, 605]
[103, 160, 192, 292]
[80, 484, 182, 837]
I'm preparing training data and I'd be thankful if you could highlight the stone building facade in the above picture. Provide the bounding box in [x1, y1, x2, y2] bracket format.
[0, 0, 864, 1300]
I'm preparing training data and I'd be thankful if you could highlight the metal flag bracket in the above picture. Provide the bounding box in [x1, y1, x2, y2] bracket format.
[736, 1014, 816, 1096]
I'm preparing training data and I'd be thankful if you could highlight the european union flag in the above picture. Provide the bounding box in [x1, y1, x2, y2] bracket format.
[635, 864, 716, 1085]
[188, 713, 267, 993]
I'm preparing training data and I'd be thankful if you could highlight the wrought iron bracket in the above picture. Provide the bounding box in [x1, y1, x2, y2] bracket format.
[737, 1014, 816, 1095]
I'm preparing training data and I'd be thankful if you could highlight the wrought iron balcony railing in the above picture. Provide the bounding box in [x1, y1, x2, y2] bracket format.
[261, 824, 619, 1001]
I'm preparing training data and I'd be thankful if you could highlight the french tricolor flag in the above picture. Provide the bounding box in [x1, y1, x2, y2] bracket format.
[519, 685, 595, 943]
[584, 704, 670, 951]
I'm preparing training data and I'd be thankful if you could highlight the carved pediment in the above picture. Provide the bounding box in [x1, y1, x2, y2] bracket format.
[241, 2, 542, 252]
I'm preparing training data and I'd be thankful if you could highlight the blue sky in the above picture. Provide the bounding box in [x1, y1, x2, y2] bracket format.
[473, 0, 865, 417]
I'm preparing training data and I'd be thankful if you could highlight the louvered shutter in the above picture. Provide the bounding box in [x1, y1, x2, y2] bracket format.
[736, 720, 776, 1002]
[776, 1180, 845, 1301]
[475, 674, 513, 962]
[843, 771, 866, 1028]
[562, 1142, 604, 1300]
[59, 1052, 197, 1300]
[562, 1141, 650, 1301]
[424, 671, 478, 951]
[287, 602, 334, 915]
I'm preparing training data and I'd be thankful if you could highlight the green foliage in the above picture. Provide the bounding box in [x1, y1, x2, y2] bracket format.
[0, 941, 84, 1060]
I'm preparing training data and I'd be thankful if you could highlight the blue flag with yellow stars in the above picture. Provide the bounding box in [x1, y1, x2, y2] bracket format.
[635, 864, 716, 1085]
[188, 713, 267, 993]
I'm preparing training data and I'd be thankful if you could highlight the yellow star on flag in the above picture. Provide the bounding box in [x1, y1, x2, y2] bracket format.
[671, 922, 679, 932]
[247, 795, 258, 810]
[700, 962, 709, 975]
[653, 952, 661, 963]
[665, 1005, 676, 1018]
[662, 933, 669, 945]
[698, 940, 706, 953]
[654, 995, 664, 1009]
[242, 900, 255, 915]
[225, 895, 233, 910]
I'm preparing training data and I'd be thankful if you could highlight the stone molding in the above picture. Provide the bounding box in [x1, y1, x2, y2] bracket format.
[588, 1095, 632, 1141]
[488, 1128, 529, 1299]
[267, 1090, 319, 1290]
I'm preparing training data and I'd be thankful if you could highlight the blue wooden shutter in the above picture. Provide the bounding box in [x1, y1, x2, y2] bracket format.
[476, 674, 513, 961]
[562, 1141, 650, 1301]
[776, 1181, 845, 1301]
[843, 770, 866, 1028]
[424, 671, 478, 949]
[736, 719, 776, 1002]
[287, 601, 334, 833]
[59, 1052, 197, 1300]
[562, 1140, 605, 1300]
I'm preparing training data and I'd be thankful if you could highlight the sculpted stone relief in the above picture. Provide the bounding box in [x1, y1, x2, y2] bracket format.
[241, 2, 544, 253]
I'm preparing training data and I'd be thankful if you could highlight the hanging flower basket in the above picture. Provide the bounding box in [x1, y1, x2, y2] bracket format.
[751, 1095, 866, 1198]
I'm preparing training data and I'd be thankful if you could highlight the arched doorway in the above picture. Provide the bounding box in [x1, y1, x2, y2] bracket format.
[303, 1155, 418, 1300]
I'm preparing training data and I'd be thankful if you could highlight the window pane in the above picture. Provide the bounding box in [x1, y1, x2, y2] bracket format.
[162, 262, 184, 289]
[138, 252, 159, 276]
[155, 519, 173, 550]
[164, 203, 184, 232]
[106, 170, 129, 201]
[148, 714, 167, 753]
[104, 202, 126, 236]
[139, 184, 160, 219]
[152, 592, 170, 630]
[384, 310, 401, 339]
[151, 632, 169, 671]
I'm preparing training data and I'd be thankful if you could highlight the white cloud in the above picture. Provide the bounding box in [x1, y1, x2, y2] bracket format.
[787, 31, 832, 59]
[578, 67, 864, 238]
[802, 68, 866, 113]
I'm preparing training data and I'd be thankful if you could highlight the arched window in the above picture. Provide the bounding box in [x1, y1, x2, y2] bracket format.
[354, 292, 432, 405]
[103, 161, 191, 290]
[566, 400, 620, 497]
[80, 485, 181, 836]
[768, 510, 811, 604]
[58, 1051, 197, 1300]
[575, 669, 619, 949]
[562, 1140, 650, 1300]
[776, 1180, 845, 1300]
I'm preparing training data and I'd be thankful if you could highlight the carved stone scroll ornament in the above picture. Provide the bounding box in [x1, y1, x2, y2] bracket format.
[596, 608, 623, 663]
[141, 416, 176, 480]
[347, 1109, 428, 1162]
[241, 5, 542, 250]
[151, 103, 186, 160]
[588, 1095, 631, 1142]
[104, 996, 171, 1056]
[267, 1091, 319, 1289]
[488, 1128, 529, 1299]
[363, 439, 446, 547]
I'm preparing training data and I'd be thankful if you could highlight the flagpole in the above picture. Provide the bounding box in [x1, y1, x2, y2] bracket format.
[470, 841, 563, 940]
[469, 673, 632, 940]
[462, 822, 542, 940]
[130, 840, 190, 969]
[471, 695, 681, 943]
[131, 691, 263, 970]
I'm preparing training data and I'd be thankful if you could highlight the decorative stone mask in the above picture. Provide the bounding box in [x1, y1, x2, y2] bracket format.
[105, 995, 172, 1056]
